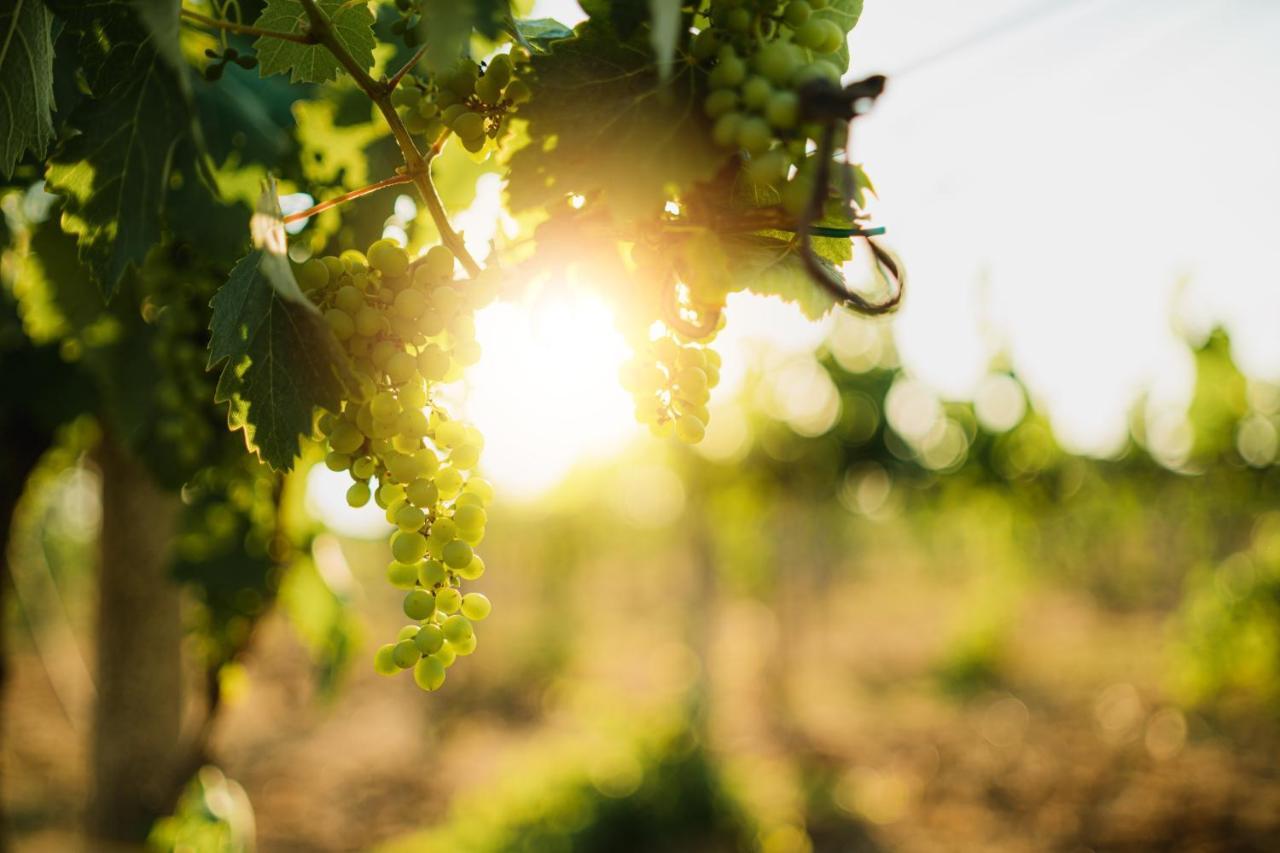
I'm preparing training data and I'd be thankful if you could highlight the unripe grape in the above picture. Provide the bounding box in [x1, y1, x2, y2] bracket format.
[794, 17, 827, 49]
[436, 587, 462, 614]
[393, 288, 426, 320]
[325, 451, 351, 472]
[351, 456, 376, 479]
[347, 481, 371, 507]
[454, 491, 484, 510]
[322, 256, 345, 282]
[368, 239, 410, 277]
[754, 42, 800, 85]
[413, 656, 446, 691]
[741, 76, 773, 110]
[486, 53, 513, 89]
[403, 588, 436, 620]
[394, 503, 426, 531]
[400, 382, 427, 409]
[377, 481, 406, 508]
[435, 419, 467, 448]
[431, 644, 457, 668]
[406, 477, 438, 507]
[737, 116, 773, 155]
[449, 634, 477, 656]
[450, 443, 480, 470]
[452, 110, 486, 140]
[418, 558, 447, 587]
[690, 29, 719, 61]
[374, 644, 399, 675]
[818, 20, 845, 53]
[784, 0, 812, 27]
[782, 174, 815, 216]
[710, 56, 746, 89]
[455, 553, 485, 580]
[353, 302, 381, 335]
[443, 539, 473, 569]
[325, 308, 355, 340]
[297, 258, 329, 291]
[429, 516, 457, 542]
[404, 111, 431, 134]
[413, 623, 444, 654]
[704, 89, 738, 119]
[462, 477, 494, 505]
[392, 639, 420, 668]
[726, 7, 751, 32]
[391, 530, 428, 563]
[387, 561, 419, 589]
[371, 391, 400, 422]
[454, 504, 486, 533]
[416, 345, 450, 381]
[765, 90, 800, 130]
[713, 112, 745, 148]
[436, 466, 464, 498]
[442, 614, 473, 643]
[475, 73, 503, 104]
[335, 284, 364, 313]
[397, 624, 420, 642]
[385, 351, 417, 384]
[461, 592, 491, 620]
[422, 245, 455, 280]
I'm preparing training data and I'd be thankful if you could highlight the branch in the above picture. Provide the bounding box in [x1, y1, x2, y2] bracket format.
[179, 8, 317, 46]
[387, 44, 429, 92]
[283, 174, 414, 224]
[296, 0, 482, 278]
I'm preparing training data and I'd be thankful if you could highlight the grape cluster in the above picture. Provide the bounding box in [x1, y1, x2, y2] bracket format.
[695, 0, 847, 214]
[391, 54, 531, 154]
[296, 238, 497, 691]
[621, 334, 722, 443]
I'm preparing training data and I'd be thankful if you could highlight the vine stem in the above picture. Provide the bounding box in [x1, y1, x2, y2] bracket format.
[387, 44, 429, 92]
[296, 0, 482, 278]
[282, 174, 414, 224]
[179, 8, 317, 45]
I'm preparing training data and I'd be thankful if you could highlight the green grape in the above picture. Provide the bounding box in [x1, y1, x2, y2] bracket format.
[413, 656, 446, 691]
[436, 466, 464, 498]
[741, 76, 773, 110]
[449, 634, 477, 656]
[453, 504, 486, 532]
[297, 258, 329, 291]
[713, 112, 745, 148]
[435, 419, 467, 448]
[452, 111, 486, 140]
[476, 73, 502, 104]
[455, 553, 485, 580]
[374, 644, 399, 675]
[450, 444, 480, 470]
[393, 288, 426, 320]
[325, 308, 355, 341]
[387, 561, 419, 589]
[429, 516, 457, 542]
[765, 91, 799, 130]
[394, 503, 426, 531]
[737, 117, 773, 155]
[391, 639, 420, 669]
[397, 624, 421, 642]
[406, 477, 439, 507]
[436, 587, 462, 614]
[417, 345, 450, 381]
[418, 558, 447, 587]
[690, 29, 719, 61]
[346, 480, 371, 507]
[486, 54, 513, 88]
[413, 623, 445, 654]
[352, 456, 376, 479]
[442, 614, 473, 643]
[404, 588, 436, 620]
[371, 391, 400, 421]
[391, 530, 428, 563]
[504, 79, 531, 104]
[368, 239, 410, 277]
[704, 89, 738, 119]
[385, 351, 417, 384]
[443, 539, 473, 569]
[710, 55, 746, 89]
[463, 477, 494, 505]
[676, 415, 707, 444]
[430, 644, 457, 668]
[461, 592, 491, 620]
[784, 0, 812, 27]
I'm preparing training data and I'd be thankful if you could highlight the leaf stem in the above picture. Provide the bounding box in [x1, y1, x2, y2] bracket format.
[179, 8, 317, 46]
[296, 0, 482, 277]
[282, 174, 415, 224]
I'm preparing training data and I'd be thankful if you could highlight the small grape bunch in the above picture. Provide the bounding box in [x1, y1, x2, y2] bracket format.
[295, 238, 497, 691]
[621, 334, 722, 443]
[392, 54, 531, 154]
[695, 0, 849, 213]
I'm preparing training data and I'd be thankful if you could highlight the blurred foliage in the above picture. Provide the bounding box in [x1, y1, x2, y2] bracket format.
[148, 766, 254, 853]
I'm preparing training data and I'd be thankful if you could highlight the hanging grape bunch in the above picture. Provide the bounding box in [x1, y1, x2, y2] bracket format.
[621, 334, 722, 444]
[696, 0, 848, 214]
[391, 53, 531, 154]
[297, 239, 497, 691]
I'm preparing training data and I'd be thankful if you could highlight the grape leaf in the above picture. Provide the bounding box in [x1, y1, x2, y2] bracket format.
[43, 1, 199, 298]
[506, 17, 573, 53]
[0, 0, 57, 178]
[208, 186, 355, 470]
[824, 0, 864, 69]
[507, 10, 723, 223]
[253, 0, 375, 85]
[725, 234, 839, 321]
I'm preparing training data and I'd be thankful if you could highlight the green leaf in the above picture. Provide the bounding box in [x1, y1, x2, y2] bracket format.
[253, 0, 375, 84]
[43, 0, 200, 298]
[506, 17, 573, 53]
[647, 0, 682, 81]
[507, 14, 724, 223]
[726, 235, 839, 321]
[0, 0, 57, 178]
[208, 185, 355, 470]
[824, 0, 864, 69]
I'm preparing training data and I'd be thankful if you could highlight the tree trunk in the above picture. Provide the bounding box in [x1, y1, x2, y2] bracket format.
[87, 436, 184, 843]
